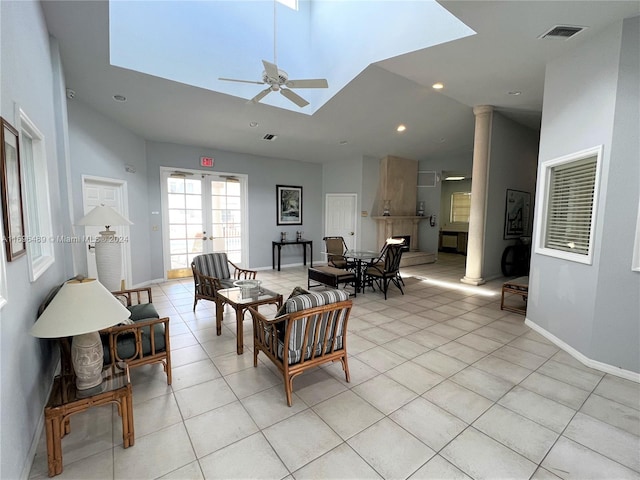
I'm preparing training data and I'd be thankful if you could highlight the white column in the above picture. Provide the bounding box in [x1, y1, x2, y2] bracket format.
[462, 105, 493, 286]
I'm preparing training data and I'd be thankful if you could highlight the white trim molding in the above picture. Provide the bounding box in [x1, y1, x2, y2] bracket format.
[525, 318, 640, 383]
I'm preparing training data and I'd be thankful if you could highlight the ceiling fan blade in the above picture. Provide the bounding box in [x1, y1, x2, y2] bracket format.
[262, 60, 280, 80]
[249, 87, 272, 104]
[219, 77, 264, 85]
[280, 88, 309, 107]
[285, 78, 328, 89]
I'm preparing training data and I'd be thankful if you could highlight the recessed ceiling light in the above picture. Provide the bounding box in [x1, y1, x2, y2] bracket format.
[396, 124, 407, 133]
[113, 95, 127, 102]
[249, 121, 258, 127]
[508, 91, 522, 96]
[432, 82, 444, 90]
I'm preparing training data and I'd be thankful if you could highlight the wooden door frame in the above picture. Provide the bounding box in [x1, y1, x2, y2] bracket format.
[81, 175, 132, 288]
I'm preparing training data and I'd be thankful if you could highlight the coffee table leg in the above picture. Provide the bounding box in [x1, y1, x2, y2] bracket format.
[46, 416, 63, 476]
[236, 306, 244, 354]
[215, 296, 223, 336]
[122, 386, 135, 448]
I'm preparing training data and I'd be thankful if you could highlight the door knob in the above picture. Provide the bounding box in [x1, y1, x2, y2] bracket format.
[350, 232, 354, 235]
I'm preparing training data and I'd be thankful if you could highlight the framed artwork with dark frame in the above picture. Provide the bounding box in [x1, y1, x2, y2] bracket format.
[0, 117, 26, 261]
[276, 185, 302, 226]
[504, 188, 531, 239]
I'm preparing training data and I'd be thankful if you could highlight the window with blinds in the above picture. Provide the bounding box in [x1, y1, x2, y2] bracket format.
[536, 146, 602, 265]
[450, 192, 471, 223]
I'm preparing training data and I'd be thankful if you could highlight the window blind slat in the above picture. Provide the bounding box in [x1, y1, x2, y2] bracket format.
[544, 155, 598, 257]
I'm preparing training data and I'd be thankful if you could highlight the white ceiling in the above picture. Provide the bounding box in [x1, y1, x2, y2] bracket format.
[41, 1, 640, 165]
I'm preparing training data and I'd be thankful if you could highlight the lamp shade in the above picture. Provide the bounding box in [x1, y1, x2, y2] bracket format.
[31, 278, 130, 338]
[76, 205, 133, 227]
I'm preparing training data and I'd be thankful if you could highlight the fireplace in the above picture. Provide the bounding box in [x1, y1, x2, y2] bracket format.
[392, 235, 411, 252]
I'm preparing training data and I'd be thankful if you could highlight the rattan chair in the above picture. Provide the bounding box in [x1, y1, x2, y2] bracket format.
[249, 289, 353, 406]
[191, 252, 257, 310]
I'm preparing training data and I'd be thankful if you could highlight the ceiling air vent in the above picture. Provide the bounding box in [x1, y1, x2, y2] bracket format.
[262, 134, 278, 141]
[539, 25, 586, 39]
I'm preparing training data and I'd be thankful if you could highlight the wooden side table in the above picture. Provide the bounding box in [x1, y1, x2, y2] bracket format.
[44, 364, 134, 477]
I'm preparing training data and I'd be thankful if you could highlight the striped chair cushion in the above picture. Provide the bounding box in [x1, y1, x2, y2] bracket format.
[193, 253, 231, 280]
[278, 290, 350, 364]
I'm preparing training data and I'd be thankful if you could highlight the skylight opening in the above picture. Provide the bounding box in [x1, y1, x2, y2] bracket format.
[277, 0, 298, 11]
[109, 0, 476, 114]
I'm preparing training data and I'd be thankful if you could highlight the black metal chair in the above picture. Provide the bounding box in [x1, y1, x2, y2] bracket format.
[322, 236, 355, 270]
[363, 243, 405, 299]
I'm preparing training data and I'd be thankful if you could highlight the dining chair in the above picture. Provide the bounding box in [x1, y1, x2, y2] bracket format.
[322, 236, 354, 270]
[370, 238, 406, 286]
[363, 243, 405, 299]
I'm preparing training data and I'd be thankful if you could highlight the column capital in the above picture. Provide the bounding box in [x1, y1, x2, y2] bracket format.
[473, 105, 494, 116]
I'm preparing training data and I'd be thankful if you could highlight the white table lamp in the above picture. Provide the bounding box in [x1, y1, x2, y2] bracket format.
[31, 278, 131, 390]
[77, 205, 133, 292]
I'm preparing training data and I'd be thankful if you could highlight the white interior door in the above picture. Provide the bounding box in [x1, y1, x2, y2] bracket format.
[325, 194, 357, 250]
[161, 169, 248, 279]
[82, 176, 132, 287]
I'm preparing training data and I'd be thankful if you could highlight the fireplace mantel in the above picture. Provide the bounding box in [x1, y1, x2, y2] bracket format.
[372, 216, 427, 251]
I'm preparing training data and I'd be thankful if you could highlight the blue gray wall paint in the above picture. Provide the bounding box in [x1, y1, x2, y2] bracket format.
[0, 2, 74, 478]
[67, 101, 152, 285]
[529, 17, 640, 373]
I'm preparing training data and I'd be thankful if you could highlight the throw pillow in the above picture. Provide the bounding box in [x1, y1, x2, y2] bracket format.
[276, 286, 309, 318]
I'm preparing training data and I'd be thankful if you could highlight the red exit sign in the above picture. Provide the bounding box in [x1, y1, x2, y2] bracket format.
[200, 156, 214, 167]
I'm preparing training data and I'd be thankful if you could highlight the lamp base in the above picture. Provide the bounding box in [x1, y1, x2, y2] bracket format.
[71, 332, 104, 390]
[95, 229, 122, 292]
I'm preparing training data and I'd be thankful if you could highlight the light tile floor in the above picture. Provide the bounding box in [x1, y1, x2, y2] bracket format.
[29, 254, 640, 479]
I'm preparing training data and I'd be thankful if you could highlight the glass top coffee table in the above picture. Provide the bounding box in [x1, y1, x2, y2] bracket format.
[215, 286, 283, 354]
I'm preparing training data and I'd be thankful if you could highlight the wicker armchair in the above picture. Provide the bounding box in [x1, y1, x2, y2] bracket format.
[249, 289, 352, 406]
[191, 253, 257, 311]
[103, 287, 172, 384]
[37, 283, 172, 384]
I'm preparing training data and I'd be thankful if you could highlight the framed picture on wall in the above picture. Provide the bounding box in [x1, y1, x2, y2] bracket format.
[276, 185, 302, 225]
[504, 189, 531, 239]
[0, 118, 27, 261]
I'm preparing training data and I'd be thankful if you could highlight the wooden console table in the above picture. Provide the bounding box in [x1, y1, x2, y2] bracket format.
[272, 239, 313, 271]
[44, 364, 134, 476]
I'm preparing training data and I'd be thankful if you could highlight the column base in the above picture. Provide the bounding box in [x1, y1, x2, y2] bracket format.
[461, 276, 485, 286]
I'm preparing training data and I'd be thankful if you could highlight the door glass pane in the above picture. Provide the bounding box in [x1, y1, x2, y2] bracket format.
[210, 179, 242, 262]
[167, 176, 202, 271]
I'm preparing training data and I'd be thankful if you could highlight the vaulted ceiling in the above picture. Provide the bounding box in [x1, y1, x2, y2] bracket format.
[41, 1, 639, 164]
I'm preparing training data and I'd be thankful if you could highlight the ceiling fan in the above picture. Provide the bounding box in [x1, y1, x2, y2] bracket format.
[218, 2, 328, 107]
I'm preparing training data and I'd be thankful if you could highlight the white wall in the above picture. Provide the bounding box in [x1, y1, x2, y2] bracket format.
[528, 16, 640, 374]
[0, 2, 74, 478]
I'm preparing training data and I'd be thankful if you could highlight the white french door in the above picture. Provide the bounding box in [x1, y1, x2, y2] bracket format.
[161, 168, 247, 279]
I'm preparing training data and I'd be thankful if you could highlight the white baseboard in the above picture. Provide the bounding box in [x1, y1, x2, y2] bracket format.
[525, 318, 640, 383]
